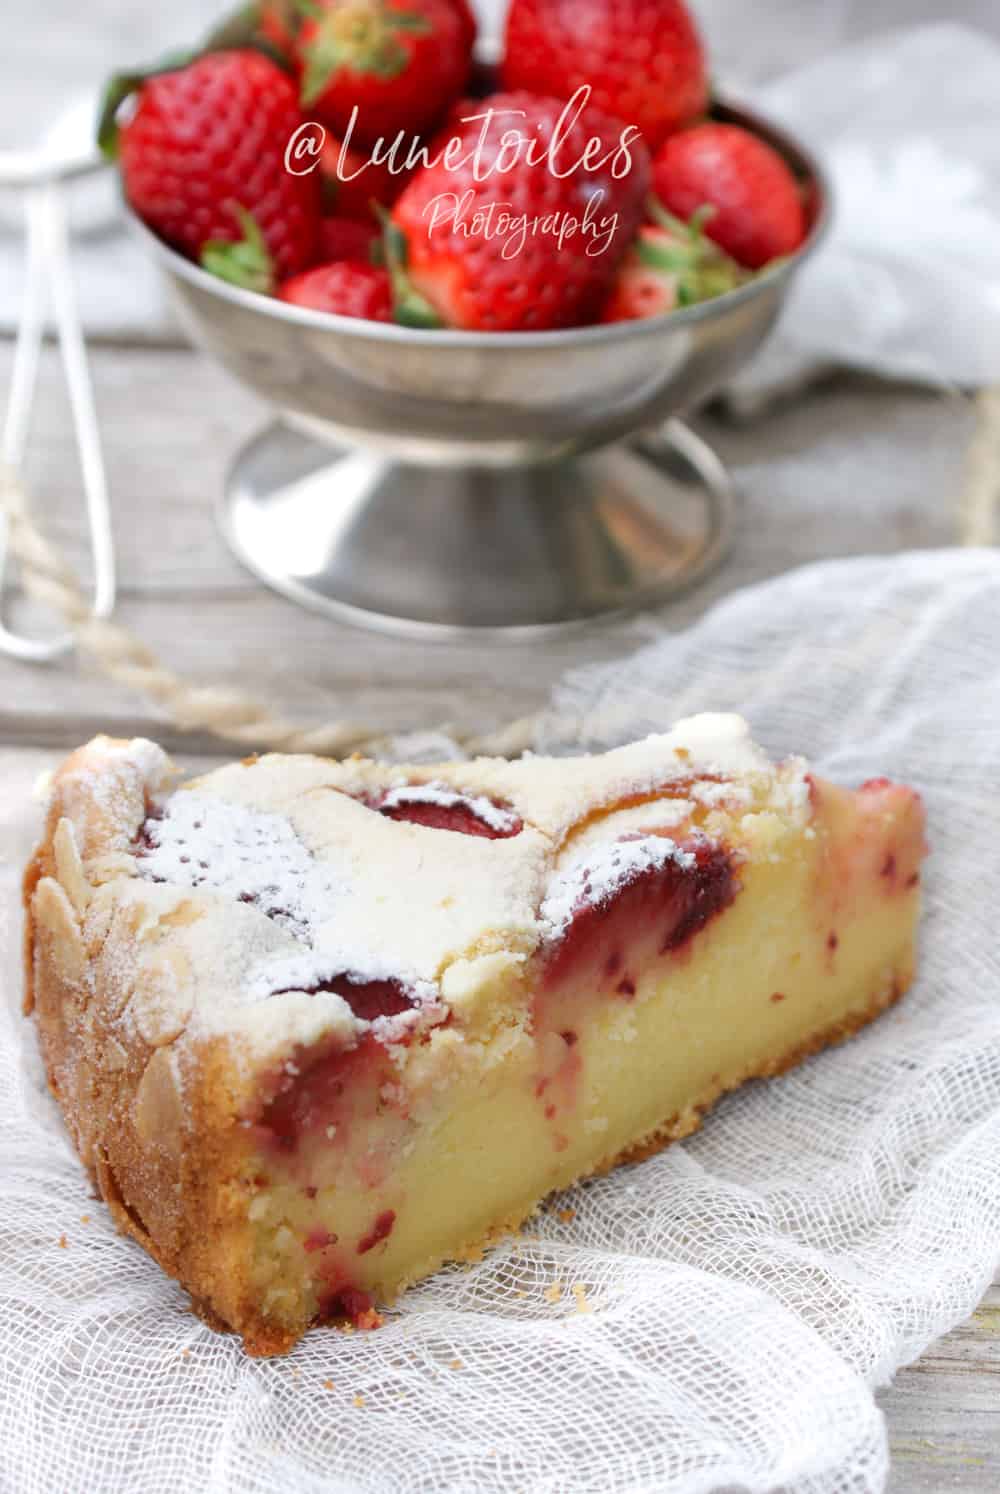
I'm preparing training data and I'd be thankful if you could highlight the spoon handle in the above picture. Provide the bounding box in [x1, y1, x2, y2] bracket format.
[0, 181, 116, 660]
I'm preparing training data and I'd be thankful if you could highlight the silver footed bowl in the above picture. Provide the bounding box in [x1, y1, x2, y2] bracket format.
[128, 101, 830, 638]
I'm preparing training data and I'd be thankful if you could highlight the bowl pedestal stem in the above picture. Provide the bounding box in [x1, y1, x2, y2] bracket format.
[219, 418, 735, 639]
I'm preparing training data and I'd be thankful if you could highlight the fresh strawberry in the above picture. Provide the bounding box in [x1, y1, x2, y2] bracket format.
[295, 0, 470, 148]
[120, 50, 321, 287]
[601, 210, 744, 322]
[319, 216, 381, 261]
[602, 253, 678, 323]
[389, 91, 651, 331]
[450, 0, 478, 48]
[319, 133, 404, 221]
[283, 0, 475, 60]
[652, 123, 807, 269]
[279, 261, 394, 319]
[258, 0, 302, 58]
[502, 0, 707, 151]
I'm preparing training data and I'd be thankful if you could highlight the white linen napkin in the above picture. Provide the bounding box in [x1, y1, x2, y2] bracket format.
[729, 23, 1000, 406]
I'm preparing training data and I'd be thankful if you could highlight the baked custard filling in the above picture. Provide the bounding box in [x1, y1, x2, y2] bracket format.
[23, 717, 926, 1352]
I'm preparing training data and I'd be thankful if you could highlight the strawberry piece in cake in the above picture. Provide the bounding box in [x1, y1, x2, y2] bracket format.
[23, 718, 926, 1353]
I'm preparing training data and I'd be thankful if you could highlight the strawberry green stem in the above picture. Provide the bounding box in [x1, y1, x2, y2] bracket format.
[379, 212, 442, 329]
[201, 205, 275, 296]
[300, 3, 430, 105]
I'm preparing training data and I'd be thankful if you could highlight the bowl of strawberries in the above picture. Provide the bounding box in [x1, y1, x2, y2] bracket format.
[104, 0, 828, 636]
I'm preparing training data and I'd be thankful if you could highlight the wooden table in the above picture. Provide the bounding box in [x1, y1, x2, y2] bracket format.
[4, 1, 999, 1485]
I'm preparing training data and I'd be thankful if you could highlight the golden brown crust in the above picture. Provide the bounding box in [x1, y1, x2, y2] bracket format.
[22, 852, 42, 1018]
[21, 776, 65, 1018]
[21, 741, 260, 1344]
[28, 902, 264, 1345]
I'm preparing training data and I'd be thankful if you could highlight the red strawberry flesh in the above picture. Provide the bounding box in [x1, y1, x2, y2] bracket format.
[357, 1210, 397, 1254]
[270, 975, 418, 1023]
[319, 217, 381, 262]
[370, 788, 523, 838]
[279, 261, 394, 320]
[320, 133, 405, 222]
[543, 837, 738, 990]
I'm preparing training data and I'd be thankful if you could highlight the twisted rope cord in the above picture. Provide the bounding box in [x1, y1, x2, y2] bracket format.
[959, 386, 1000, 547]
[0, 461, 538, 759]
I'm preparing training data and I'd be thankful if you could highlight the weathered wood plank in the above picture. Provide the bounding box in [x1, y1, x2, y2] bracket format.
[882, 1277, 1000, 1492]
[9, 342, 968, 595]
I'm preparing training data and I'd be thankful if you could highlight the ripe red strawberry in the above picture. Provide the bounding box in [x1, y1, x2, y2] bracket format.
[602, 252, 678, 323]
[258, 0, 301, 57]
[264, 0, 474, 57]
[279, 261, 394, 320]
[389, 91, 651, 331]
[295, 0, 470, 148]
[652, 123, 807, 269]
[450, 0, 478, 48]
[119, 51, 321, 287]
[601, 212, 743, 323]
[320, 133, 404, 221]
[319, 216, 382, 262]
[502, 0, 707, 151]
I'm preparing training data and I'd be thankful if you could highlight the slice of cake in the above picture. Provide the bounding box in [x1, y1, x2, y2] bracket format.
[23, 718, 926, 1354]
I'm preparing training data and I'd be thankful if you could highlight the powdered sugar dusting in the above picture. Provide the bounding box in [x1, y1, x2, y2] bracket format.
[380, 782, 520, 835]
[242, 951, 445, 1048]
[135, 793, 343, 944]
[567, 797, 694, 855]
[244, 950, 438, 1008]
[540, 835, 699, 943]
[87, 738, 170, 815]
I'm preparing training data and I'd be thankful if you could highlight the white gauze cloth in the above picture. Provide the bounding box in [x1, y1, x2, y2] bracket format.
[3, 548, 1000, 1493]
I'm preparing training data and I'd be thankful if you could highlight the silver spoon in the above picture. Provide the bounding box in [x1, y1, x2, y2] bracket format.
[0, 87, 116, 661]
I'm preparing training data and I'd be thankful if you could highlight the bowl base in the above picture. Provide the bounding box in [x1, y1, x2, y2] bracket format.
[219, 420, 735, 639]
